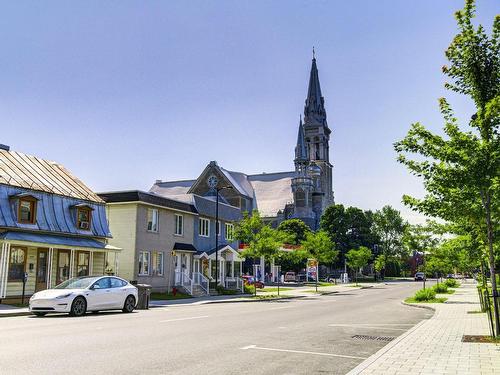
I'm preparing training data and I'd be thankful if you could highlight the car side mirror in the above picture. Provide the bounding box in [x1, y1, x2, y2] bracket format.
[91, 284, 101, 290]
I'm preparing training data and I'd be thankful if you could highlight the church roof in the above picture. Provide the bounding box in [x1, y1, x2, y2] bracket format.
[247, 172, 295, 217]
[150, 169, 295, 219]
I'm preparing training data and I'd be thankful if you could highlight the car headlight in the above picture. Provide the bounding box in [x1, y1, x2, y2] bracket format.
[56, 293, 73, 299]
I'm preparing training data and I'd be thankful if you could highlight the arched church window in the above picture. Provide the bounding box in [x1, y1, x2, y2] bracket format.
[295, 190, 306, 207]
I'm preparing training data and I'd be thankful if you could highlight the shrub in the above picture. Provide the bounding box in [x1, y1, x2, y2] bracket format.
[445, 278, 460, 288]
[433, 283, 449, 294]
[244, 285, 254, 294]
[414, 288, 436, 301]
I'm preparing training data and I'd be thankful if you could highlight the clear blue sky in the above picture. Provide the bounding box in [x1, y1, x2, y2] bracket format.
[1, 1, 497, 223]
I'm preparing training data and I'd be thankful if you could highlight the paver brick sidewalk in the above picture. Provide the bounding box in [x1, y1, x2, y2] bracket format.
[347, 282, 500, 375]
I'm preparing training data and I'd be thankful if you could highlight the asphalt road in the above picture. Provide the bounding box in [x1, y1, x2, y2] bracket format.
[0, 282, 430, 375]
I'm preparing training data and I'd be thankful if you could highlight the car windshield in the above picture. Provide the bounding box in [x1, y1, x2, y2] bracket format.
[54, 276, 101, 290]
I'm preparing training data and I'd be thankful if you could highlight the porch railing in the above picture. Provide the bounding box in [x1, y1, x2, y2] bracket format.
[174, 271, 193, 295]
[225, 277, 244, 293]
[192, 272, 210, 295]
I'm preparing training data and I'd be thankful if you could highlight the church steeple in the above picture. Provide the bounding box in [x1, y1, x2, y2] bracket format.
[304, 55, 328, 129]
[294, 116, 308, 162]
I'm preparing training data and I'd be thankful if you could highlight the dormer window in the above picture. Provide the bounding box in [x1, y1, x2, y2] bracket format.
[9, 194, 39, 224]
[77, 207, 92, 230]
[71, 203, 94, 230]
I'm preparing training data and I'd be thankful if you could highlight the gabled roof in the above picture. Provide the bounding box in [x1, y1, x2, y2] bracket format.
[0, 149, 103, 203]
[247, 171, 295, 217]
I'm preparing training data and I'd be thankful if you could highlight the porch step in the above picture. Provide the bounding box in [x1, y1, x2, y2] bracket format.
[192, 285, 208, 297]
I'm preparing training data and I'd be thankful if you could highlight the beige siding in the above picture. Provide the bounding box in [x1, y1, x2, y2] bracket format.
[106, 202, 196, 292]
[105, 204, 138, 281]
[92, 252, 105, 275]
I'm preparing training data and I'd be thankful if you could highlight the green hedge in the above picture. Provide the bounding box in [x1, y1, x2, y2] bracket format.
[433, 283, 449, 294]
[414, 288, 437, 301]
[445, 278, 460, 288]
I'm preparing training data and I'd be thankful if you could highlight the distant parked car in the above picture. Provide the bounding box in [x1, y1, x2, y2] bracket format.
[414, 272, 426, 281]
[29, 276, 138, 317]
[284, 272, 297, 282]
[297, 272, 307, 282]
[241, 275, 265, 289]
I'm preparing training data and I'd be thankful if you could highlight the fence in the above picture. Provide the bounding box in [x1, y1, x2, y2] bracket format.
[477, 286, 500, 338]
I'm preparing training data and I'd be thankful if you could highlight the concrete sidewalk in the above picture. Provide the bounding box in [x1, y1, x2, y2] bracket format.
[347, 282, 500, 375]
[0, 304, 30, 317]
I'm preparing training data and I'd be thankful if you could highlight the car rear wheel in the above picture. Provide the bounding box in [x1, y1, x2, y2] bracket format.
[33, 312, 47, 317]
[70, 296, 87, 317]
[122, 295, 135, 313]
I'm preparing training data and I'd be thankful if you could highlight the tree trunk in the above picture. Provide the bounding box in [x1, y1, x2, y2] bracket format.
[482, 190, 499, 336]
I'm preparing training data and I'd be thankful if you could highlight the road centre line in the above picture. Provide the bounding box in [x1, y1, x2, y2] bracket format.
[159, 315, 209, 323]
[240, 345, 368, 360]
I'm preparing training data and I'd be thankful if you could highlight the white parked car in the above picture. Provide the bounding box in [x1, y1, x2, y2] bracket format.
[29, 276, 138, 317]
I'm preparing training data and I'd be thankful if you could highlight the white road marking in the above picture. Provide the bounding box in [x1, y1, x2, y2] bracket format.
[159, 315, 209, 323]
[240, 345, 367, 360]
[328, 324, 409, 331]
[268, 306, 292, 311]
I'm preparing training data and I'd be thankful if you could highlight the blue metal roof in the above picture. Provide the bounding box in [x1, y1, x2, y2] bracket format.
[0, 231, 107, 249]
[0, 185, 111, 238]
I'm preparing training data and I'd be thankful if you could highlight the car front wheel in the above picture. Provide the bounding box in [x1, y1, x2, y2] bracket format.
[70, 296, 87, 317]
[122, 295, 136, 313]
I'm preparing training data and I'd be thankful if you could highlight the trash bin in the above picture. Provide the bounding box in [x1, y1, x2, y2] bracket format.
[135, 284, 152, 310]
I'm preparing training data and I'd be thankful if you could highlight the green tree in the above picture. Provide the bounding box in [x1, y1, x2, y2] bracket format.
[372, 205, 408, 258]
[277, 219, 312, 245]
[346, 246, 372, 286]
[300, 230, 338, 265]
[320, 204, 378, 264]
[374, 255, 386, 276]
[394, 0, 499, 334]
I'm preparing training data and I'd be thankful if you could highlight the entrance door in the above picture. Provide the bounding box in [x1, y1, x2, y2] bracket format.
[57, 250, 70, 285]
[36, 249, 49, 291]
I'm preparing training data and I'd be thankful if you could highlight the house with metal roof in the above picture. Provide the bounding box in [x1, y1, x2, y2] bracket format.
[99, 190, 244, 296]
[0, 145, 118, 302]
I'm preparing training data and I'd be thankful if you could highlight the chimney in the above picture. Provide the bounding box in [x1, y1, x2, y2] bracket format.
[0, 144, 10, 151]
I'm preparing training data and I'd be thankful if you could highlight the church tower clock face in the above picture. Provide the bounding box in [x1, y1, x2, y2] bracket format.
[207, 174, 218, 189]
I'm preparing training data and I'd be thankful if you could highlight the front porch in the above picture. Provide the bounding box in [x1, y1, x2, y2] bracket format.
[173, 245, 245, 296]
[0, 233, 120, 301]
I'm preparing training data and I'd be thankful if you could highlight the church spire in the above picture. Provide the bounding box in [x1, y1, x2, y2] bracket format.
[304, 54, 327, 125]
[295, 115, 308, 162]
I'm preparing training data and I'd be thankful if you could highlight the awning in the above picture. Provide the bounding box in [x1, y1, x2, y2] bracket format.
[0, 231, 109, 250]
[173, 242, 197, 252]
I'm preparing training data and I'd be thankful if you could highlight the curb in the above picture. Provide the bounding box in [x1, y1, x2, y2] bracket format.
[401, 301, 437, 312]
[0, 311, 31, 318]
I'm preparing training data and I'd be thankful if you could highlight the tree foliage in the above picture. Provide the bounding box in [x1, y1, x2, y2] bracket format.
[277, 219, 312, 245]
[394, 0, 499, 333]
[372, 205, 408, 258]
[300, 230, 338, 265]
[320, 204, 378, 262]
[346, 246, 372, 285]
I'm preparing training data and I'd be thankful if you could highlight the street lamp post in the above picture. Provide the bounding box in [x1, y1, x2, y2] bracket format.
[215, 186, 233, 288]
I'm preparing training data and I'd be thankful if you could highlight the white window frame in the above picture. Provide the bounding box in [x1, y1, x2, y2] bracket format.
[147, 208, 159, 233]
[174, 214, 183, 236]
[199, 218, 210, 237]
[153, 252, 164, 276]
[225, 223, 234, 241]
[217, 220, 221, 237]
[138, 251, 151, 276]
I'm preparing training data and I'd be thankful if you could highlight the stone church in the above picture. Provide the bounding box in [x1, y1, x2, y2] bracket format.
[150, 56, 334, 229]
